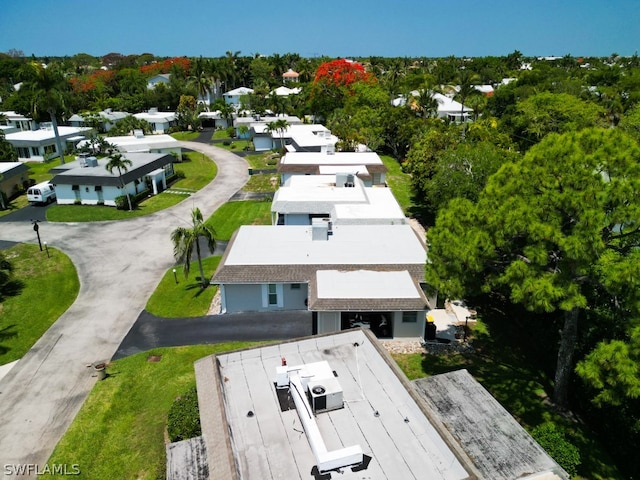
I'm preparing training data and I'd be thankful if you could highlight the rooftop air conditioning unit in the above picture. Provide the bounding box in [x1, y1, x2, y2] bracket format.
[308, 377, 344, 413]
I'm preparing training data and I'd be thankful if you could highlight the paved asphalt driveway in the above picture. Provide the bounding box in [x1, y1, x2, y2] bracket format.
[0, 141, 249, 475]
[113, 310, 312, 360]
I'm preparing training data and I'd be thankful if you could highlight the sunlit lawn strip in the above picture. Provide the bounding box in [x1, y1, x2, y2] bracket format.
[206, 200, 272, 241]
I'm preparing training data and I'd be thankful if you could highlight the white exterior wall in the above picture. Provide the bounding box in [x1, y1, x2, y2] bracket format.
[55, 184, 122, 206]
[221, 282, 308, 313]
[253, 136, 273, 152]
[317, 311, 341, 334]
[392, 311, 427, 338]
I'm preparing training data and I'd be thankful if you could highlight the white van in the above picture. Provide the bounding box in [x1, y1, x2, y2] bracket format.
[27, 182, 56, 205]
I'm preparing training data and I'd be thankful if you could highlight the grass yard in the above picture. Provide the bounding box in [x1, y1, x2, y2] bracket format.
[26, 158, 61, 184]
[146, 256, 221, 318]
[46, 344, 258, 480]
[46, 193, 189, 222]
[205, 200, 272, 240]
[172, 151, 218, 191]
[392, 319, 624, 480]
[0, 195, 28, 218]
[169, 131, 200, 141]
[245, 152, 280, 169]
[0, 244, 79, 365]
[380, 154, 415, 216]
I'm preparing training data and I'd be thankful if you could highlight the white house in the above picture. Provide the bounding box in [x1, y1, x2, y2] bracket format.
[0, 111, 35, 134]
[282, 68, 300, 83]
[278, 151, 387, 186]
[146, 73, 171, 90]
[251, 123, 338, 153]
[78, 132, 181, 157]
[223, 87, 253, 107]
[392, 91, 473, 122]
[267, 85, 302, 97]
[271, 174, 406, 226]
[50, 152, 175, 206]
[5, 126, 92, 162]
[68, 109, 129, 133]
[133, 108, 176, 134]
[212, 223, 429, 339]
[0, 162, 30, 202]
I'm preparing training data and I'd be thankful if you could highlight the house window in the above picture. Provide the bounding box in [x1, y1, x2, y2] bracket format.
[31, 147, 40, 156]
[95, 185, 102, 191]
[17, 147, 30, 158]
[268, 284, 278, 305]
[402, 311, 418, 323]
[291, 283, 301, 290]
[71, 185, 80, 191]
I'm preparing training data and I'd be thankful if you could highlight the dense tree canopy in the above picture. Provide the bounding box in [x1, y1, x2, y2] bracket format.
[426, 128, 640, 407]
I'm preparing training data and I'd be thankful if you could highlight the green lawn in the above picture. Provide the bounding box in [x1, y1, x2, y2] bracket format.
[0, 195, 28, 218]
[206, 200, 272, 240]
[146, 257, 221, 318]
[380, 154, 415, 216]
[46, 344, 258, 480]
[26, 158, 61, 184]
[0, 244, 79, 365]
[172, 151, 218, 191]
[170, 131, 200, 141]
[245, 152, 280, 169]
[392, 320, 624, 480]
[46, 193, 189, 222]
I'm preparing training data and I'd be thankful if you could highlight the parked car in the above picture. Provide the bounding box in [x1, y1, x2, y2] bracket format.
[27, 181, 56, 205]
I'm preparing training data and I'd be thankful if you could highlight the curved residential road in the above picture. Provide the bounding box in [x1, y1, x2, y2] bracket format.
[0, 143, 248, 475]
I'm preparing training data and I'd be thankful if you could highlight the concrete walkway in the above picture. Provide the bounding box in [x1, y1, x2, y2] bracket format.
[0, 142, 248, 475]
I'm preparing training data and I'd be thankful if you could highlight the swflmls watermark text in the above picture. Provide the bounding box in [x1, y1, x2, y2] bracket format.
[4, 464, 80, 476]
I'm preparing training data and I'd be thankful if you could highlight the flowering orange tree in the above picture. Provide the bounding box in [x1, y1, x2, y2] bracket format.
[310, 59, 374, 120]
[313, 58, 371, 88]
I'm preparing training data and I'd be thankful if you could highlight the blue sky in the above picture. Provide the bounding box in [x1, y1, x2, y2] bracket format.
[0, 0, 637, 58]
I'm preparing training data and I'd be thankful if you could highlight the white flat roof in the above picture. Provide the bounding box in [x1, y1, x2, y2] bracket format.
[282, 151, 384, 166]
[5, 126, 91, 141]
[201, 329, 471, 480]
[0, 162, 24, 174]
[317, 270, 420, 299]
[98, 134, 180, 151]
[224, 224, 425, 266]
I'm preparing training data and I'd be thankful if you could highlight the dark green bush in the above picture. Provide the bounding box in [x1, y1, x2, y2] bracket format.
[225, 126, 236, 138]
[167, 385, 201, 442]
[222, 140, 232, 146]
[531, 422, 581, 477]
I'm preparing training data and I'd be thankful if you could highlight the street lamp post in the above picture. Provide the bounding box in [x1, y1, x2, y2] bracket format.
[173, 268, 178, 284]
[44, 241, 50, 258]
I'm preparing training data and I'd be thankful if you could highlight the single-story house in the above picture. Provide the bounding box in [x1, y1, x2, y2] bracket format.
[271, 174, 406, 226]
[212, 223, 429, 339]
[0, 162, 30, 201]
[251, 123, 338, 153]
[235, 114, 303, 146]
[0, 111, 35, 134]
[198, 110, 234, 129]
[78, 132, 181, 157]
[278, 151, 387, 186]
[223, 86, 253, 107]
[50, 152, 175, 206]
[267, 85, 302, 97]
[392, 91, 473, 122]
[133, 108, 176, 134]
[190, 329, 569, 480]
[68, 109, 129, 133]
[5, 126, 92, 162]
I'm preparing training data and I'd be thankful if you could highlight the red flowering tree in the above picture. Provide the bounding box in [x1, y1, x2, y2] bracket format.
[313, 58, 371, 88]
[310, 59, 374, 121]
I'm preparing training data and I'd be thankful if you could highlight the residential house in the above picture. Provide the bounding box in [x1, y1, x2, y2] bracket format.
[78, 132, 181, 157]
[68, 109, 129, 133]
[223, 86, 253, 107]
[50, 152, 175, 206]
[235, 114, 303, 146]
[267, 85, 302, 97]
[189, 329, 569, 480]
[392, 91, 473, 122]
[146, 73, 171, 90]
[212, 223, 429, 339]
[282, 68, 300, 83]
[133, 108, 176, 134]
[5, 125, 92, 162]
[271, 174, 406, 226]
[0, 162, 30, 201]
[251, 123, 338, 153]
[278, 151, 387, 186]
[0, 111, 35, 134]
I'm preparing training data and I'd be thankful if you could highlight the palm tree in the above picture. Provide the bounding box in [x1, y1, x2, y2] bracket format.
[171, 207, 217, 288]
[266, 119, 289, 151]
[238, 124, 251, 150]
[189, 57, 213, 109]
[21, 62, 69, 164]
[105, 152, 133, 210]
